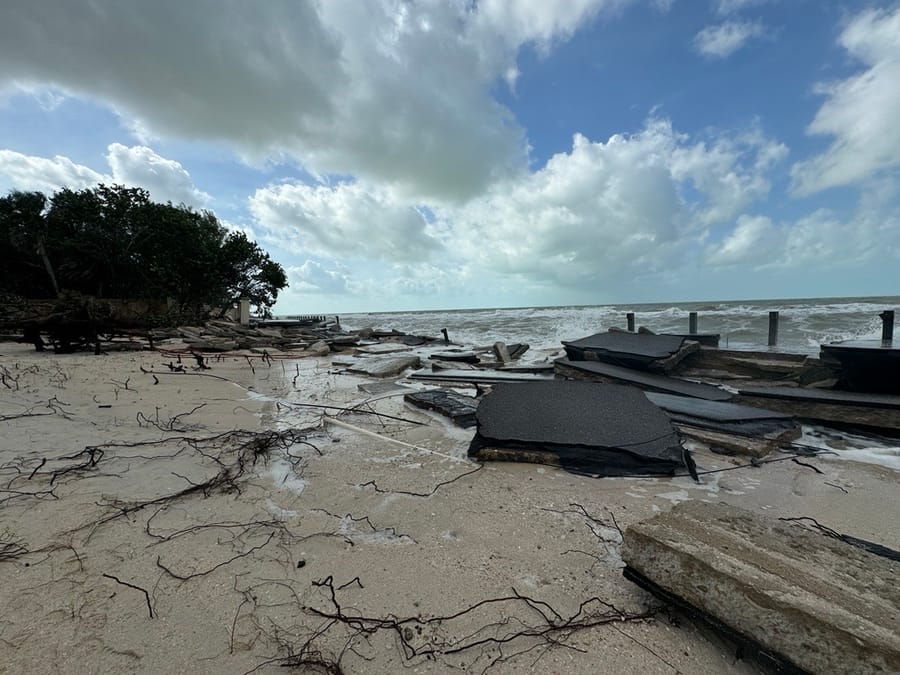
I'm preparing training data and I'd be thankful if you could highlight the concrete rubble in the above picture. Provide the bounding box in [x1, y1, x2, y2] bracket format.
[622, 501, 900, 675]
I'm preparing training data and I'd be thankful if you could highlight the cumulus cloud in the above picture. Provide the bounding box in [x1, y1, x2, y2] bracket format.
[472, 0, 629, 52]
[248, 117, 784, 296]
[0, 145, 207, 206]
[708, 190, 900, 272]
[695, 20, 766, 58]
[0, 150, 105, 194]
[249, 181, 440, 262]
[106, 144, 209, 206]
[791, 6, 900, 195]
[439, 118, 784, 290]
[0, 1, 631, 202]
[288, 260, 351, 295]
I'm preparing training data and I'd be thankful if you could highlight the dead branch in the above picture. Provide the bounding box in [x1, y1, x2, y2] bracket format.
[136, 403, 207, 432]
[102, 573, 154, 618]
[156, 531, 276, 582]
[356, 464, 484, 497]
[0, 529, 28, 562]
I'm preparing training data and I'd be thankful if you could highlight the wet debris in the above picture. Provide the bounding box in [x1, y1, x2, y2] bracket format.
[347, 355, 422, 379]
[404, 388, 478, 428]
[562, 331, 699, 373]
[555, 358, 732, 401]
[468, 381, 697, 478]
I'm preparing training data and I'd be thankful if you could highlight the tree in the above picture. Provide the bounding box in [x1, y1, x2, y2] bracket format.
[217, 231, 288, 317]
[0, 191, 59, 296]
[0, 184, 288, 319]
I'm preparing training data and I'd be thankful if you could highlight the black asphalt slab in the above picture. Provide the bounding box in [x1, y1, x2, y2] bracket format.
[645, 392, 798, 437]
[739, 385, 900, 410]
[562, 332, 688, 367]
[555, 358, 732, 401]
[404, 389, 478, 428]
[645, 392, 792, 421]
[469, 381, 692, 477]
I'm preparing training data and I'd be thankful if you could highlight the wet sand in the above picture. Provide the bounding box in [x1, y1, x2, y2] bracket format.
[1, 342, 897, 674]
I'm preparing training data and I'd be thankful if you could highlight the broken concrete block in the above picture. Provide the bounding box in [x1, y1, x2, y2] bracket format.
[358, 381, 412, 395]
[308, 340, 330, 356]
[430, 350, 480, 363]
[355, 343, 412, 355]
[405, 388, 478, 427]
[622, 501, 900, 675]
[347, 355, 421, 378]
[492, 342, 511, 364]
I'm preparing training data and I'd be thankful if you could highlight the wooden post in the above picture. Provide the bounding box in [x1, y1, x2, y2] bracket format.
[881, 310, 894, 343]
[689, 312, 698, 335]
[626, 312, 635, 332]
[768, 311, 779, 347]
[239, 297, 250, 326]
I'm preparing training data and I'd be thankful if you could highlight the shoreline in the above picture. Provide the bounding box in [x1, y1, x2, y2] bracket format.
[1, 341, 898, 673]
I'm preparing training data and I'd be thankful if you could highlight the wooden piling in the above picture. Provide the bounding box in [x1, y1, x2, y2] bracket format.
[689, 312, 698, 335]
[882, 310, 895, 343]
[768, 311, 779, 347]
[626, 312, 635, 332]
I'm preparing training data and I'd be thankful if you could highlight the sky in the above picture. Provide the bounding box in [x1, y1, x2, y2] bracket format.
[1, 1, 899, 314]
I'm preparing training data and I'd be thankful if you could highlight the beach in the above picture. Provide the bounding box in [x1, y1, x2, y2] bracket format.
[1, 339, 899, 674]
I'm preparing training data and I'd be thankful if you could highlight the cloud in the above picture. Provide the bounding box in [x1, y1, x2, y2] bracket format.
[705, 214, 778, 266]
[440, 118, 784, 290]
[707, 186, 900, 272]
[106, 144, 210, 206]
[715, 0, 772, 15]
[249, 180, 440, 262]
[791, 6, 900, 195]
[472, 0, 629, 52]
[694, 20, 766, 58]
[0, 150, 106, 194]
[0, 145, 207, 206]
[0, 1, 629, 202]
[288, 260, 350, 295]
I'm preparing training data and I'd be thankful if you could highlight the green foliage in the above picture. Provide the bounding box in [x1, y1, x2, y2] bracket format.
[0, 184, 287, 318]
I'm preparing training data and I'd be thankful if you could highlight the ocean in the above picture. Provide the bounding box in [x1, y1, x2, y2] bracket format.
[340, 296, 900, 354]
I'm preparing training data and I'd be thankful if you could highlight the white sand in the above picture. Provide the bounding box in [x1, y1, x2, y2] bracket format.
[1, 342, 897, 674]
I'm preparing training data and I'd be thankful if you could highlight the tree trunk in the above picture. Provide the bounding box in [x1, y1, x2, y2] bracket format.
[36, 237, 60, 297]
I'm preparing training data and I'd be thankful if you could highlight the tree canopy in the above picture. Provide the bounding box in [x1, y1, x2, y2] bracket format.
[0, 184, 287, 318]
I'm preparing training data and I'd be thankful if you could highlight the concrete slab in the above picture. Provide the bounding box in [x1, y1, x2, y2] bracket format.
[622, 501, 900, 675]
[736, 385, 900, 432]
[357, 381, 413, 395]
[355, 343, 413, 355]
[409, 369, 554, 384]
[347, 355, 421, 378]
[556, 358, 732, 401]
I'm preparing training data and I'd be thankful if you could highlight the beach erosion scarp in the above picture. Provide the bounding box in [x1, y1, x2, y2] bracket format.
[0, 339, 898, 673]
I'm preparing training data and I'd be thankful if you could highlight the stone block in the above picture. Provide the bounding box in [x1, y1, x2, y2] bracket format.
[622, 501, 900, 674]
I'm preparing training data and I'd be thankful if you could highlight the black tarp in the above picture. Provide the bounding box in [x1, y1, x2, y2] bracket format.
[468, 381, 696, 478]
